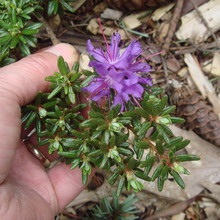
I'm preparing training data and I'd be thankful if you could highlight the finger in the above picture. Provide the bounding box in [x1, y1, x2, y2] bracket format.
[0, 43, 78, 106]
[0, 43, 79, 184]
[47, 164, 94, 211]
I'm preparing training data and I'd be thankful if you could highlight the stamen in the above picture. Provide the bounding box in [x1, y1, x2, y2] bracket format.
[97, 18, 109, 51]
[143, 50, 166, 60]
[92, 80, 109, 97]
[132, 96, 142, 108]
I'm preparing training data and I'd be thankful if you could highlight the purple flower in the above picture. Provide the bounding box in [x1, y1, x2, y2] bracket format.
[83, 33, 152, 110]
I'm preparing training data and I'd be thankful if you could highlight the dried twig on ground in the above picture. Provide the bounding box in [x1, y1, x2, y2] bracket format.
[37, 15, 60, 45]
[163, 0, 184, 52]
[145, 198, 195, 220]
[171, 39, 220, 55]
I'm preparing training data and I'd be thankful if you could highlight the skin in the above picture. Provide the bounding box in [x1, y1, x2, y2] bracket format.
[0, 44, 88, 219]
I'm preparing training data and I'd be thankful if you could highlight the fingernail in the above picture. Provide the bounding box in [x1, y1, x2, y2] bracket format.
[45, 43, 79, 65]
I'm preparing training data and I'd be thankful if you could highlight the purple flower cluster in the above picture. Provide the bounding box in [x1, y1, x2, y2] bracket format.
[83, 33, 152, 110]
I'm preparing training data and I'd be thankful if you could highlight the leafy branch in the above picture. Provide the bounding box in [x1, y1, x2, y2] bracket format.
[22, 56, 200, 196]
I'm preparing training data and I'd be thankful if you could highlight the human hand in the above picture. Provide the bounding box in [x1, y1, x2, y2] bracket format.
[0, 44, 87, 219]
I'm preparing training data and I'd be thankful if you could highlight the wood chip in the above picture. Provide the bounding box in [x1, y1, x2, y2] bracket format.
[176, 0, 220, 43]
[122, 14, 141, 29]
[184, 53, 214, 98]
[211, 51, 220, 76]
[101, 8, 123, 20]
[184, 53, 220, 115]
[87, 18, 99, 35]
[152, 3, 175, 21]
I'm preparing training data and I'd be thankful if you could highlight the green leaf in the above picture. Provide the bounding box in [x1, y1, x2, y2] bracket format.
[47, 0, 58, 16]
[170, 116, 185, 124]
[156, 124, 170, 143]
[151, 87, 163, 96]
[134, 170, 151, 181]
[42, 100, 58, 108]
[22, 7, 35, 15]
[80, 75, 95, 87]
[108, 105, 121, 120]
[135, 107, 149, 118]
[170, 169, 185, 189]
[48, 85, 62, 99]
[88, 149, 103, 157]
[59, 150, 79, 158]
[118, 147, 133, 156]
[18, 35, 27, 44]
[70, 72, 81, 82]
[108, 170, 120, 185]
[116, 175, 125, 197]
[91, 130, 102, 140]
[157, 176, 164, 191]
[135, 140, 149, 149]
[61, 138, 83, 148]
[70, 158, 80, 169]
[89, 110, 105, 119]
[155, 142, 164, 155]
[82, 172, 88, 185]
[157, 96, 168, 114]
[24, 111, 37, 129]
[24, 35, 37, 47]
[21, 23, 42, 35]
[10, 36, 19, 48]
[142, 156, 156, 176]
[67, 86, 76, 104]
[71, 61, 79, 72]
[174, 154, 200, 162]
[20, 42, 30, 56]
[60, 0, 75, 13]
[156, 116, 172, 125]
[0, 35, 11, 44]
[137, 121, 151, 138]
[103, 130, 110, 145]
[164, 136, 183, 149]
[161, 106, 176, 116]
[127, 158, 140, 170]
[100, 155, 108, 168]
[57, 56, 69, 75]
[151, 164, 164, 181]
[172, 139, 190, 152]
[80, 118, 105, 128]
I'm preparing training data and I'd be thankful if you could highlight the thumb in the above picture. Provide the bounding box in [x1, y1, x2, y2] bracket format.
[0, 43, 79, 106]
[0, 43, 78, 183]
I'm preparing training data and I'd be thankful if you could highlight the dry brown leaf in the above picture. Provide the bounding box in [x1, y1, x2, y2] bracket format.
[202, 182, 220, 204]
[204, 206, 220, 219]
[166, 57, 181, 72]
[144, 198, 195, 220]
